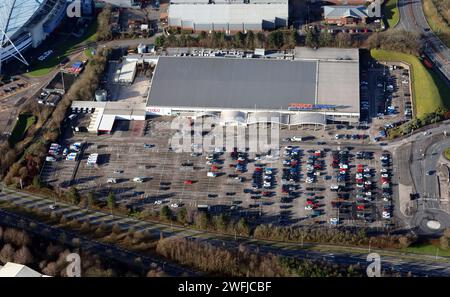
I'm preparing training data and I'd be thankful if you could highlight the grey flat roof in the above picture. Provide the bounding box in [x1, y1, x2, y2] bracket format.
[295, 47, 360, 61]
[148, 57, 317, 110]
[317, 61, 360, 113]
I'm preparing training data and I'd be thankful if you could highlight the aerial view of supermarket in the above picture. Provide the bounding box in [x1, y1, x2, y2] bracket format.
[38, 46, 409, 227]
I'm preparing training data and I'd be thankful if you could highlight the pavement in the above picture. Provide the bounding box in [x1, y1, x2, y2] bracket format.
[397, 0, 450, 87]
[2, 185, 450, 276]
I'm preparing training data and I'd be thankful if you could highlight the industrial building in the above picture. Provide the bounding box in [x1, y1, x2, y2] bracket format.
[0, 0, 92, 72]
[146, 48, 361, 126]
[168, 0, 289, 32]
[71, 47, 361, 134]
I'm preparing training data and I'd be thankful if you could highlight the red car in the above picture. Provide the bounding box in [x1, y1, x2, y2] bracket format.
[229, 164, 236, 168]
[211, 165, 219, 171]
[357, 205, 365, 210]
[262, 191, 271, 196]
[255, 167, 263, 171]
[183, 180, 193, 185]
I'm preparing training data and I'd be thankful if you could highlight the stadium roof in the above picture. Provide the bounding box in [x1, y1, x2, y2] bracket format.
[0, 0, 45, 41]
[147, 56, 360, 113]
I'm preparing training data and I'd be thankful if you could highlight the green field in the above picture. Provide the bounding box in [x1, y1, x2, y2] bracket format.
[370, 49, 450, 118]
[444, 148, 450, 160]
[26, 20, 98, 77]
[423, 0, 450, 48]
[385, 0, 400, 29]
[9, 114, 37, 146]
[403, 243, 450, 257]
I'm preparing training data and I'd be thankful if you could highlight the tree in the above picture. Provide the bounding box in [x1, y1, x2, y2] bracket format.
[287, 29, 297, 48]
[335, 32, 351, 48]
[305, 27, 318, 48]
[68, 187, 80, 205]
[246, 30, 255, 49]
[176, 207, 187, 224]
[155, 35, 166, 48]
[195, 212, 210, 229]
[32, 175, 42, 188]
[199, 31, 207, 40]
[160, 205, 172, 221]
[268, 30, 284, 49]
[256, 32, 266, 48]
[107, 192, 116, 211]
[318, 30, 333, 47]
[87, 192, 96, 209]
[234, 31, 245, 48]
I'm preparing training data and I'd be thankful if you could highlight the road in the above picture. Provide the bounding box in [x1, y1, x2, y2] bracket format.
[397, 0, 450, 86]
[388, 121, 450, 234]
[2, 185, 450, 276]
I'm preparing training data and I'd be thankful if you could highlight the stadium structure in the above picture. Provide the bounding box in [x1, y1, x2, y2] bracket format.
[71, 47, 361, 134]
[0, 0, 92, 73]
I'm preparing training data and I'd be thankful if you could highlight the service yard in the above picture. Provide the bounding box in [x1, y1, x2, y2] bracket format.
[40, 115, 397, 228]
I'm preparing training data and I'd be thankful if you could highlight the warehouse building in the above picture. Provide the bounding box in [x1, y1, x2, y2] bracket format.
[146, 48, 361, 126]
[71, 48, 361, 133]
[168, 0, 289, 32]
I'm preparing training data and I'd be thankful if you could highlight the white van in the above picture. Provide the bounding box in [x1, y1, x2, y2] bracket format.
[207, 172, 217, 177]
[133, 177, 144, 183]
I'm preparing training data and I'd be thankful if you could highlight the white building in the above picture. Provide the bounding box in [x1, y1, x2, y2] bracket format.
[168, 0, 289, 32]
[0, 262, 50, 277]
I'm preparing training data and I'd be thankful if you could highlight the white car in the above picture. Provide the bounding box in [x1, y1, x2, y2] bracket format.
[133, 177, 144, 183]
[49, 204, 57, 210]
[382, 211, 391, 219]
[107, 178, 117, 184]
[330, 218, 339, 225]
[154, 200, 162, 205]
[170, 203, 179, 208]
[46, 156, 56, 162]
[305, 205, 313, 210]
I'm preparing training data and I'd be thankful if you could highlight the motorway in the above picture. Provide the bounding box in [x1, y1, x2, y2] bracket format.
[397, 0, 450, 86]
[2, 185, 450, 276]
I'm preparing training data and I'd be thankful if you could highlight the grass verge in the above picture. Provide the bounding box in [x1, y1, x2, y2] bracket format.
[422, 0, 450, 48]
[444, 148, 450, 160]
[26, 20, 98, 77]
[8, 113, 36, 146]
[385, 0, 400, 29]
[370, 49, 450, 118]
[403, 243, 450, 257]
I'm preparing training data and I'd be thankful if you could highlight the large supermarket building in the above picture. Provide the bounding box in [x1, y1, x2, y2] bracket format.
[71, 47, 361, 133]
[146, 47, 361, 126]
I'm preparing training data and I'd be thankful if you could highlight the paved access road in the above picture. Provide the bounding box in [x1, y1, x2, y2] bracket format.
[2, 186, 450, 276]
[397, 0, 450, 86]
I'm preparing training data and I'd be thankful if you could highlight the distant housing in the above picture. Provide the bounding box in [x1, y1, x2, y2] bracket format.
[323, 5, 370, 25]
[168, 0, 289, 32]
